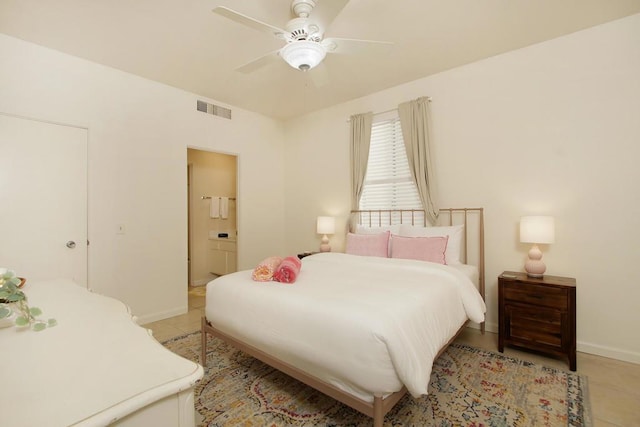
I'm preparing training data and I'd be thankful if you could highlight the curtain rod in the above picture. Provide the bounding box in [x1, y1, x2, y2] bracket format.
[346, 96, 432, 123]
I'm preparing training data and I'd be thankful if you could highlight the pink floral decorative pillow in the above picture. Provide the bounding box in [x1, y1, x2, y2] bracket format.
[390, 235, 449, 264]
[345, 231, 390, 258]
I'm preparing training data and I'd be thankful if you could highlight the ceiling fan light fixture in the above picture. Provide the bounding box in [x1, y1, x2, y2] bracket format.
[280, 40, 326, 71]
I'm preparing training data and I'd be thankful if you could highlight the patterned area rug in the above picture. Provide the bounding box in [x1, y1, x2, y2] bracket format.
[163, 332, 591, 426]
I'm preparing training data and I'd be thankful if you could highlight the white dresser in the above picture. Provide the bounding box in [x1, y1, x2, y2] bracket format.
[1, 279, 203, 427]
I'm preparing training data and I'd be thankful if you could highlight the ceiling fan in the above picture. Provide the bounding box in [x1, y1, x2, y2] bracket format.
[212, 0, 393, 74]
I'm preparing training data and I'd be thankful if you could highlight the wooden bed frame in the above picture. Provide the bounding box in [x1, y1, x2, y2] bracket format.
[201, 207, 485, 427]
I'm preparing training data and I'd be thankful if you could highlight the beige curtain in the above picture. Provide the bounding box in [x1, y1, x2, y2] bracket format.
[349, 112, 373, 229]
[398, 97, 439, 225]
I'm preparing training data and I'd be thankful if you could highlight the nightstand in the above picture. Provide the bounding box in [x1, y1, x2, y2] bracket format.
[498, 271, 577, 371]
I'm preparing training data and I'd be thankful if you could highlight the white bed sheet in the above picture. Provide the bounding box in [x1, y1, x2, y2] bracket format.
[449, 262, 479, 288]
[205, 252, 485, 403]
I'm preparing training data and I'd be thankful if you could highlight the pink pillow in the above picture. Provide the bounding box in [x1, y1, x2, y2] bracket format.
[398, 224, 463, 264]
[345, 231, 390, 257]
[391, 235, 449, 264]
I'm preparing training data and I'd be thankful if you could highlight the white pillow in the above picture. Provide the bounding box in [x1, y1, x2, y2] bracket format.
[398, 224, 464, 264]
[355, 224, 401, 235]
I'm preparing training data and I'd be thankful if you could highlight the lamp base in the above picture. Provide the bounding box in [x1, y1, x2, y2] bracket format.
[525, 271, 544, 279]
[524, 244, 546, 278]
[319, 234, 331, 252]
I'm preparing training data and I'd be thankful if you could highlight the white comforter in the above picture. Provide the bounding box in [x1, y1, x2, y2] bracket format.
[205, 252, 486, 402]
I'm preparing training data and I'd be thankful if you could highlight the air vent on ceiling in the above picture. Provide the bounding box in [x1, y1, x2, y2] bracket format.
[196, 100, 232, 120]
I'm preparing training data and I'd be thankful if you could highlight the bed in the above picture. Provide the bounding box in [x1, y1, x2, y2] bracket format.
[201, 208, 485, 427]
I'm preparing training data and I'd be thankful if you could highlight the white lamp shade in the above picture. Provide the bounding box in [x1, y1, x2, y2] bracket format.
[280, 40, 326, 71]
[520, 216, 555, 244]
[316, 216, 335, 235]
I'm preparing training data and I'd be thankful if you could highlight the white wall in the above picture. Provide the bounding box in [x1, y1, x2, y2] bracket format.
[0, 34, 286, 324]
[283, 14, 640, 363]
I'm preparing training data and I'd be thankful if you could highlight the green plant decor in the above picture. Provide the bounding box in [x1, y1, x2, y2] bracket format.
[0, 268, 57, 331]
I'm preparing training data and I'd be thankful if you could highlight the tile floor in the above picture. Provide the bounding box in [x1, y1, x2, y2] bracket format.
[143, 287, 640, 427]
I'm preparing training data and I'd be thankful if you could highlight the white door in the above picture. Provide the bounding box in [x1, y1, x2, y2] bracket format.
[0, 114, 88, 286]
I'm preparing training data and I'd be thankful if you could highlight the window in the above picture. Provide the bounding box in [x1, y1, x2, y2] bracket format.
[359, 116, 423, 225]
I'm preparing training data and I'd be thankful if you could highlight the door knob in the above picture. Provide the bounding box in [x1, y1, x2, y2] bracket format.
[66, 241, 76, 249]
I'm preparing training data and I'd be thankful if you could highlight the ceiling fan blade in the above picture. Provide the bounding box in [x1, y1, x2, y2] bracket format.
[308, 62, 330, 87]
[212, 6, 287, 39]
[235, 50, 281, 74]
[323, 38, 394, 55]
[310, 0, 350, 32]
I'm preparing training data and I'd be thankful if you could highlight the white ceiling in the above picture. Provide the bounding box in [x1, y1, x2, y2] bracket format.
[1, 0, 639, 120]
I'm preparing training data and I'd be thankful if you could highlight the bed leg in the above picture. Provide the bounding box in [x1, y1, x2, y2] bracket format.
[373, 394, 384, 427]
[200, 317, 207, 368]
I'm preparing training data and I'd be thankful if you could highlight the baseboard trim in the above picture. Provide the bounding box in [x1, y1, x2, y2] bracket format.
[577, 341, 640, 365]
[137, 306, 188, 325]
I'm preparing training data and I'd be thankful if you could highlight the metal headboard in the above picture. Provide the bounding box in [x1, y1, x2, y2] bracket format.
[351, 208, 485, 333]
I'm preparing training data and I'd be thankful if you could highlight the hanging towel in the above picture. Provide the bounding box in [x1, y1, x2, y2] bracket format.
[220, 197, 229, 219]
[209, 197, 220, 218]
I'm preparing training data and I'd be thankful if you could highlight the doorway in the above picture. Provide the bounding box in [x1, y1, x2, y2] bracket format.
[187, 148, 238, 292]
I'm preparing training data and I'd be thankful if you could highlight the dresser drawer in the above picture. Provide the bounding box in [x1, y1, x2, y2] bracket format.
[209, 239, 237, 252]
[218, 241, 236, 252]
[503, 282, 568, 310]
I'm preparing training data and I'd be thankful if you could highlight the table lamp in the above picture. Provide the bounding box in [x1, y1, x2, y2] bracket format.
[317, 216, 335, 252]
[520, 216, 555, 278]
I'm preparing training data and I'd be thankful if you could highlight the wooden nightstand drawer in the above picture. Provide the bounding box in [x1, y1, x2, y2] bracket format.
[506, 305, 562, 348]
[503, 283, 568, 310]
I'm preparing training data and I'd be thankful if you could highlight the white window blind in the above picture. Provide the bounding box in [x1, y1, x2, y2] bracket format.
[359, 116, 422, 224]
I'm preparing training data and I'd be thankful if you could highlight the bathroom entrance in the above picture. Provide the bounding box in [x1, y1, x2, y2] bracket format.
[187, 148, 238, 289]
